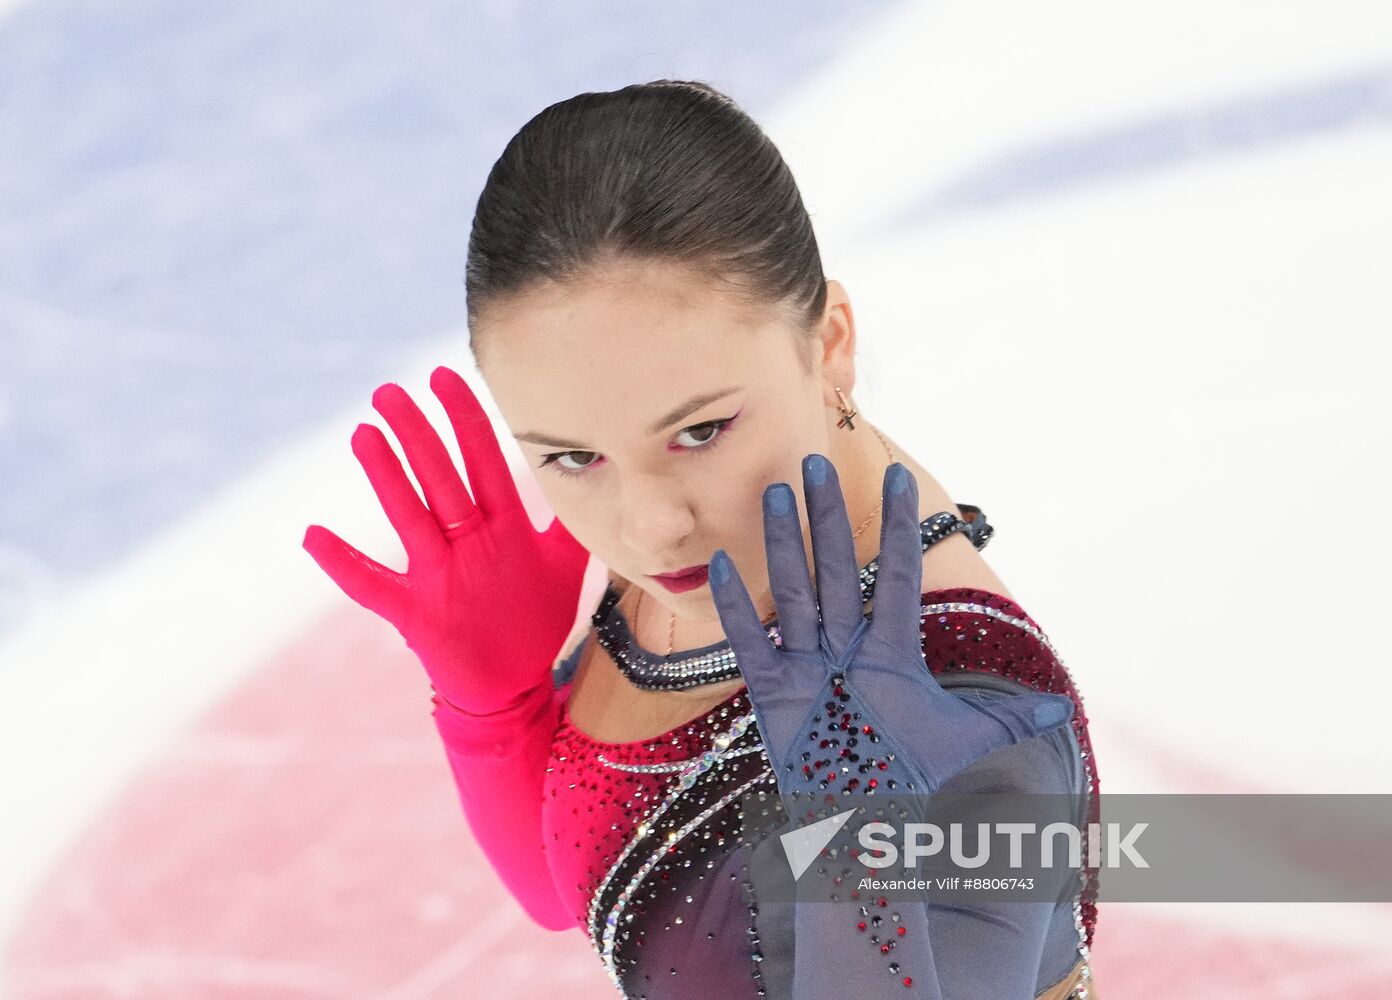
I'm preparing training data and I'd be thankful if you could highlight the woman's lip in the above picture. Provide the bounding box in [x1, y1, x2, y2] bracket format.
[651, 564, 708, 579]
[649, 565, 710, 593]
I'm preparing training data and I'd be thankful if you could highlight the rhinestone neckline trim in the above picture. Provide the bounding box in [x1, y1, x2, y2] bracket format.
[594, 509, 988, 691]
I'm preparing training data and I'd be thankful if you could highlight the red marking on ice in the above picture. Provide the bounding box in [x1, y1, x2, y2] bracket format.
[4, 607, 1390, 997]
[1090, 908, 1392, 997]
[3, 607, 608, 999]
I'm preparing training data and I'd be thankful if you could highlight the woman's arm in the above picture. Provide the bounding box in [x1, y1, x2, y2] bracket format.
[299, 369, 591, 932]
[431, 676, 575, 932]
[710, 457, 1079, 998]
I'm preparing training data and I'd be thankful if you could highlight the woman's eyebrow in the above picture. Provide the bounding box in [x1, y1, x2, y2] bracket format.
[513, 385, 743, 448]
[645, 385, 742, 434]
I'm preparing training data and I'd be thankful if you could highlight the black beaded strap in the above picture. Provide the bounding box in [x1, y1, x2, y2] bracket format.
[592, 504, 992, 692]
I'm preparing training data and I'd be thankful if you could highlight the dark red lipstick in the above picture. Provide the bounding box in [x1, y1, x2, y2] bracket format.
[648, 564, 710, 593]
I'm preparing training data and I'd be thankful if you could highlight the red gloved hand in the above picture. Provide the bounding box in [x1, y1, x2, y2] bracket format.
[302, 365, 590, 714]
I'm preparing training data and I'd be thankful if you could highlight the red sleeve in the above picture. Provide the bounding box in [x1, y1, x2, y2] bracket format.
[431, 678, 574, 931]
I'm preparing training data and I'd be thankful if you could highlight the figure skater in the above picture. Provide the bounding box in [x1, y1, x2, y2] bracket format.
[303, 79, 1101, 999]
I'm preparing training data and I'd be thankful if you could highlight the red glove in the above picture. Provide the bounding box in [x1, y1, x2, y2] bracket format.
[302, 365, 590, 714]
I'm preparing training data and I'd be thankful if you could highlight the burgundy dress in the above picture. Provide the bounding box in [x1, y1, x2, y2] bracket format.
[430, 508, 1100, 999]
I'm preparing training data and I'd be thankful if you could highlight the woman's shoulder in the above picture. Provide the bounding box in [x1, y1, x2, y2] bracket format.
[918, 584, 1097, 798]
[917, 585, 1068, 690]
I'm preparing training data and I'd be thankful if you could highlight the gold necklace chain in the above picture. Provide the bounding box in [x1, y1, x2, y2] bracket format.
[635, 421, 898, 656]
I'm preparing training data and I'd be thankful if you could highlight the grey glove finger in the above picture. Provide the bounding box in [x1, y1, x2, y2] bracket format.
[761, 482, 820, 655]
[865, 463, 927, 659]
[801, 453, 864, 657]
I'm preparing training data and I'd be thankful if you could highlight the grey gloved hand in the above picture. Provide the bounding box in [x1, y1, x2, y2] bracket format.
[709, 454, 1073, 806]
[708, 454, 1076, 999]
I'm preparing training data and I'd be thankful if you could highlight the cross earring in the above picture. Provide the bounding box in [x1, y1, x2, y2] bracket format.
[834, 386, 858, 430]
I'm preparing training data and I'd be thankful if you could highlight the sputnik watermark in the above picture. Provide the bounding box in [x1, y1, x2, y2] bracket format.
[779, 808, 1148, 880]
[743, 792, 1392, 903]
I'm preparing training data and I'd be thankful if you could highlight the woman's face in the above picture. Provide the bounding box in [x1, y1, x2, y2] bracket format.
[477, 258, 841, 623]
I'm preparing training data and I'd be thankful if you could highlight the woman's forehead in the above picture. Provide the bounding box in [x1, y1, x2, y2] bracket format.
[490, 260, 778, 344]
[480, 269, 798, 411]
[487, 333, 756, 443]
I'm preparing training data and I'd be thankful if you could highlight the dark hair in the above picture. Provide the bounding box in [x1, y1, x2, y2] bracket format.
[464, 79, 826, 371]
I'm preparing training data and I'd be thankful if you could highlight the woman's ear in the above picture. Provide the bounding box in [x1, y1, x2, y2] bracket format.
[816, 278, 857, 403]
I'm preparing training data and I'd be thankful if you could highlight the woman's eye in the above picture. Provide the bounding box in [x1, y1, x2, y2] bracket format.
[540, 450, 602, 476]
[673, 418, 731, 448]
[538, 413, 739, 479]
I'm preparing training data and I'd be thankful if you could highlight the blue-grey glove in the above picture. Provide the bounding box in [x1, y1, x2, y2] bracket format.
[708, 454, 1076, 999]
[710, 454, 1073, 805]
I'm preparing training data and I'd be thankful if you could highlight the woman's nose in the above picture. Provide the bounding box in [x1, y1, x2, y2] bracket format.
[616, 475, 696, 558]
